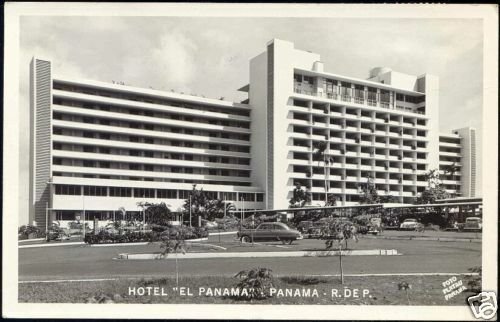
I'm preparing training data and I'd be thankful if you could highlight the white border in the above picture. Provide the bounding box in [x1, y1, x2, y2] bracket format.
[3, 3, 498, 320]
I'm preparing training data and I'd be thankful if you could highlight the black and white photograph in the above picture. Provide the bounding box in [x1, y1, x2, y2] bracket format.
[3, 3, 498, 320]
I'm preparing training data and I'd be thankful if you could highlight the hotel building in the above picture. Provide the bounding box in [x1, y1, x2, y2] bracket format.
[29, 39, 477, 229]
[439, 127, 477, 197]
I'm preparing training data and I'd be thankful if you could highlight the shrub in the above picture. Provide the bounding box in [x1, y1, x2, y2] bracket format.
[233, 267, 274, 300]
[18, 225, 41, 240]
[467, 266, 482, 292]
[84, 225, 208, 244]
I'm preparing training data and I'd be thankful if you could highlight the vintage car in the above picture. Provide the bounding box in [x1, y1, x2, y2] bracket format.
[399, 218, 423, 231]
[463, 217, 482, 232]
[237, 222, 303, 244]
[297, 221, 314, 234]
[367, 217, 383, 235]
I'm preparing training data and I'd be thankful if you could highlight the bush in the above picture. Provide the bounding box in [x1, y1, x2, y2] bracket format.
[84, 225, 208, 244]
[233, 268, 274, 300]
[18, 225, 41, 240]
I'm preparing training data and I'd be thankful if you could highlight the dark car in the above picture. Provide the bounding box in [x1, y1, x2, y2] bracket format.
[306, 221, 328, 239]
[237, 222, 303, 244]
[297, 221, 314, 233]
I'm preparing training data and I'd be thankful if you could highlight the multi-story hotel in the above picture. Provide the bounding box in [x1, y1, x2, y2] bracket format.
[29, 39, 477, 229]
[439, 127, 477, 197]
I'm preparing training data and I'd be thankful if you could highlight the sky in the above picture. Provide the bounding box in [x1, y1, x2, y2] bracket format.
[18, 16, 484, 222]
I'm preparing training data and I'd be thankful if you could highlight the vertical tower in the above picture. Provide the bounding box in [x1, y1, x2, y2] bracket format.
[454, 127, 477, 197]
[249, 39, 319, 209]
[30, 58, 53, 230]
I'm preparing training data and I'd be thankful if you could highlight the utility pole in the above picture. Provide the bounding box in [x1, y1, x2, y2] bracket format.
[82, 194, 86, 239]
[189, 194, 192, 227]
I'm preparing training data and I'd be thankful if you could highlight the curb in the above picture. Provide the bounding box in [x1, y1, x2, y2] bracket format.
[362, 235, 481, 243]
[18, 238, 46, 243]
[19, 238, 209, 249]
[117, 249, 400, 260]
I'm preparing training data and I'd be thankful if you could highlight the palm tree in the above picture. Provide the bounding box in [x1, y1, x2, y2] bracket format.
[444, 162, 460, 197]
[313, 141, 330, 205]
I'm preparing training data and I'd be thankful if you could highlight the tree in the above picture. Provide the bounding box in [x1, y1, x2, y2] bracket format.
[181, 184, 232, 222]
[416, 169, 450, 204]
[379, 194, 396, 204]
[159, 226, 190, 288]
[313, 141, 331, 205]
[444, 162, 460, 197]
[289, 183, 311, 208]
[137, 202, 173, 230]
[358, 175, 379, 204]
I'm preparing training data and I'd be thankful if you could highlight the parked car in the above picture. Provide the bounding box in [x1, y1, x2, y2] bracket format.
[306, 221, 328, 239]
[367, 217, 383, 235]
[399, 218, 424, 231]
[237, 222, 303, 244]
[297, 221, 314, 233]
[463, 217, 482, 232]
[201, 219, 218, 229]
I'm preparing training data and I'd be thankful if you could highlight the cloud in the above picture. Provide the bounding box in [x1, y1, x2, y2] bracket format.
[151, 31, 198, 88]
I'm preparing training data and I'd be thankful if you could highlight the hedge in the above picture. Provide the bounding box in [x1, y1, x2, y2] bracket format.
[84, 226, 209, 245]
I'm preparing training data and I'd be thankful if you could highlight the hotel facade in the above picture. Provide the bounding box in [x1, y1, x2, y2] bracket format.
[29, 39, 477, 229]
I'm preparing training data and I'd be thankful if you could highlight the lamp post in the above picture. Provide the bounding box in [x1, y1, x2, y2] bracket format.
[189, 194, 192, 227]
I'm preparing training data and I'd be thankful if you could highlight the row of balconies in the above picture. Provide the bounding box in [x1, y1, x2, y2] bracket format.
[53, 135, 252, 159]
[290, 105, 427, 129]
[303, 186, 418, 197]
[292, 89, 425, 115]
[53, 89, 251, 121]
[52, 165, 253, 184]
[52, 150, 252, 171]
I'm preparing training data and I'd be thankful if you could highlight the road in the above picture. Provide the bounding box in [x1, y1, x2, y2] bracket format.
[19, 233, 481, 281]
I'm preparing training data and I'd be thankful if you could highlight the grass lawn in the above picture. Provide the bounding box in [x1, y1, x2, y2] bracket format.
[19, 274, 478, 305]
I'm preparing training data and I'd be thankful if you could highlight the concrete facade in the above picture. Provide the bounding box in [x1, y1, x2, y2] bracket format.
[29, 39, 477, 228]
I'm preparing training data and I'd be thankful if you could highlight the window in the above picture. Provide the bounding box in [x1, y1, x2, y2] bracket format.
[256, 193, 264, 202]
[84, 186, 107, 196]
[157, 189, 177, 199]
[55, 185, 81, 195]
[83, 160, 95, 168]
[109, 187, 131, 197]
[134, 188, 155, 198]
[178, 190, 191, 199]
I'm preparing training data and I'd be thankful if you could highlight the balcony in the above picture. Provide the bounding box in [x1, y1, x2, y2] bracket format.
[403, 134, 414, 139]
[341, 95, 352, 102]
[359, 128, 372, 134]
[290, 119, 309, 126]
[290, 132, 310, 139]
[375, 178, 387, 184]
[290, 145, 310, 153]
[330, 111, 343, 117]
[360, 165, 372, 170]
[330, 137, 343, 143]
[345, 163, 358, 169]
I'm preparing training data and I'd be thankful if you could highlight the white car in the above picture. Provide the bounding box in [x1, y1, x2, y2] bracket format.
[399, 218, 421, 231]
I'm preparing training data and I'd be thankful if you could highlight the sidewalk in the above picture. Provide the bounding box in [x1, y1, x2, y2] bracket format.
[116, 248, 400, 260]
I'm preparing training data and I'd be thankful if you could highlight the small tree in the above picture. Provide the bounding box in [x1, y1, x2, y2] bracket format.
[313, 141, 331, 204]
[159, 226, 190, 288]
[358, 175, 380, 204]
